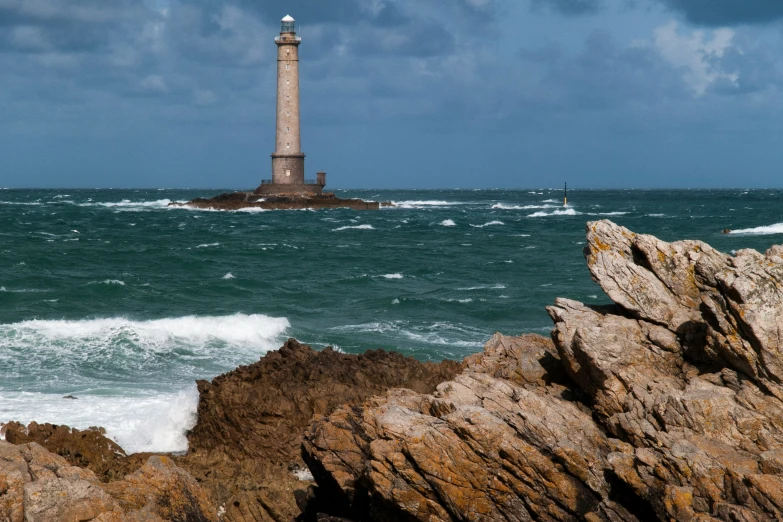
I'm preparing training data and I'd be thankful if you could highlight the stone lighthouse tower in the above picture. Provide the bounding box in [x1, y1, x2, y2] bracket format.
[257, 15, 325, 194]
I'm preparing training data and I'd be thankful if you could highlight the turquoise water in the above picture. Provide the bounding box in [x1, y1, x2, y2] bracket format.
[1, 188, 782, 451]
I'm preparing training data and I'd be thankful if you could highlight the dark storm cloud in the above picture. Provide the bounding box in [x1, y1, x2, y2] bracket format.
[657, 0, 783, 26]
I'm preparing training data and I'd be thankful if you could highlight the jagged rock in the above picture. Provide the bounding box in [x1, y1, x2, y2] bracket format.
[302, 334, 637, 522]
[301, 221, 783, 522]
[189, 338, 460, 463]
[0, 441, 215, 522]
[0, 421, 150, 482]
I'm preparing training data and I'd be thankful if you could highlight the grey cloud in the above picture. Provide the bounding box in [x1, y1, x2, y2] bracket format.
[658, 0, 783, 26]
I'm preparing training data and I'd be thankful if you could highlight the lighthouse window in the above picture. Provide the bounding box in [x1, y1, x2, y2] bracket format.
[286, 127, 290, 132]
[287, 80, 289, 85]
[286, 111, 290, 116]
[286, 64, 290, 71]
[287, 143, 290, 148]
[286, 170, 291, 177]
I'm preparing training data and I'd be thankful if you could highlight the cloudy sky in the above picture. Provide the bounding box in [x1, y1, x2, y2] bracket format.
[1, 0, 782, 188]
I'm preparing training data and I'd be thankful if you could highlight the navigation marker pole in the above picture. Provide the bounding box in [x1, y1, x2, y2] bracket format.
[564, 182, 568, 207]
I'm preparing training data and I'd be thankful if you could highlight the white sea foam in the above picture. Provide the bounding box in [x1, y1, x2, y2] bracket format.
[492, 203, 555, 210]
[391, 298, 400, 305]
[439, 219, 456, 227]
[95, 280, 125, 286]
[591, 212, 628, 216]
[86, 199, 176, 210]
[333, 224, 375, 231]
[381, 273, 403, 279]
[0, 314, 289, 353]
[391, 200, 465, 209]
[0, 287, 5, 292]
[542, 199, 559, 203]
[0, 314, 289, 452]
[527, 208, 581, 217]
[222, 272, 235, 279]
[0, 388, 198, 454]
[470, 221, 504, 228]
[457, 284, 506, 291]
[730, 223, 783, 236]
[195, 243, 220, 249]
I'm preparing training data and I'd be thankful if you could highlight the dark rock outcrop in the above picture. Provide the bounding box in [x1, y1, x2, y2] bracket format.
[188, 338, 461, 464]
[184, 338, 459, 522]
[172, 192, 382, 211]
[301, 220, 783, 522]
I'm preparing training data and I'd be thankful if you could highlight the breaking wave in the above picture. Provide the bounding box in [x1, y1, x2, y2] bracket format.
[730, 223, 783, 236]
[333, 224, 375, 231]
[527, 208, 581, 217]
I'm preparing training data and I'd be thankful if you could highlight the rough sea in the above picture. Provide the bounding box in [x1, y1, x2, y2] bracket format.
[1, 188, 782, 453]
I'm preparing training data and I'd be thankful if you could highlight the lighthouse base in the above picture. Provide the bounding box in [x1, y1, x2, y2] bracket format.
[253, 183, 324, 195]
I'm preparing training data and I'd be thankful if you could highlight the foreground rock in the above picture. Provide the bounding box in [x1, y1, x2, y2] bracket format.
[301, 220, 783, 522]
[1, 340, 460, 522]
[0, 441, 214, 522]
[171, 191, 384, 211]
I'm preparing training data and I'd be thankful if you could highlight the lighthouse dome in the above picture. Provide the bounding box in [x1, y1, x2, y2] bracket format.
[282, 15, 295, 22]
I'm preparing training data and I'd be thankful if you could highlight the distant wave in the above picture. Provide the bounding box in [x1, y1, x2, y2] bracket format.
[491, 203, 556, 210]
[730, 223, 783, 236]
[380, 273, 403, 279]
[470, 221, 504, 228]
[457, 283, 507, 291]
[195, 243, 220, 249]
[392, 200, 466, 209]
[527, 208, 581, 217]
[85, 199, 176, 209]
[589, 212, 628, 216]
[222, 272, 235, 279]
[440, 219, 456, 227]
[333, 224, 375, 231]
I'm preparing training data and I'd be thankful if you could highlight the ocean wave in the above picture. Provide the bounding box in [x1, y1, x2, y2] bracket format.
[0, 388, 198, 454]
[84, 199, 176, 209]
[333, 224, 375, 231]
[0, 314, 290, 356]
[380, 273, 403, 279]
[222, 272, 235, 279]
[391, 200, 466, 209]
[527, 208, 581, 217]
[491, 203, 555, 210]
[195, 243, 220, 249]
[589, 212, 628, 216]
[330, 320, 485, 349]
[730, 223, 783, 236]
[470, 221, 504, 228]
[440, 219, 456, 227]
[457, 283, 507, 291]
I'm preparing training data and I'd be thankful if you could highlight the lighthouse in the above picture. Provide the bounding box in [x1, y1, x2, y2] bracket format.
[257, 15, 326, 194]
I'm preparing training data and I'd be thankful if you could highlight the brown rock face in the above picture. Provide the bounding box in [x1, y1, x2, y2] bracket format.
[188, 338, 461, 463]
[301, 220, 783, 522]
[172, 192, 381, 211]
[0, 441, 214, 522]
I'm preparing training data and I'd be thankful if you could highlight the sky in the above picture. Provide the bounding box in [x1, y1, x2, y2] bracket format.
[1, 0, 783, 189]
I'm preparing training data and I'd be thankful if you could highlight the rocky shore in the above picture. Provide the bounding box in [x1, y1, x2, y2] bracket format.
[170, 191, 387, 211]
[3, 219, 783, 521]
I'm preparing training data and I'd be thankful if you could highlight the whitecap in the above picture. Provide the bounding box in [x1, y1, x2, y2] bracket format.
[730, 223, 783, 236]
[457, 284, 507, 291]
[222, 272, 235, 279]
[381, 273, 403, 279]
[470, 221, 504, 228]
[196, 243, 220, 249]
[94, 280, 125, 286]
[527, 208, 581, 217]
[391, 200, 465, 209]
[591, 212, 628, 216]
[391, 298, 400, 305]
[440, 219, 456, 227]
[492, 203, 555, 210]
[333, 224, 375, 231]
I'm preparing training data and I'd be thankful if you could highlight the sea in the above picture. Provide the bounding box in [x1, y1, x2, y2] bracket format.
[1, 188, 782, 453]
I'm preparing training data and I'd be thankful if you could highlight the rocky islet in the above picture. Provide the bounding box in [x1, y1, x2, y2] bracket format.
[3, 219, 783, 521]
